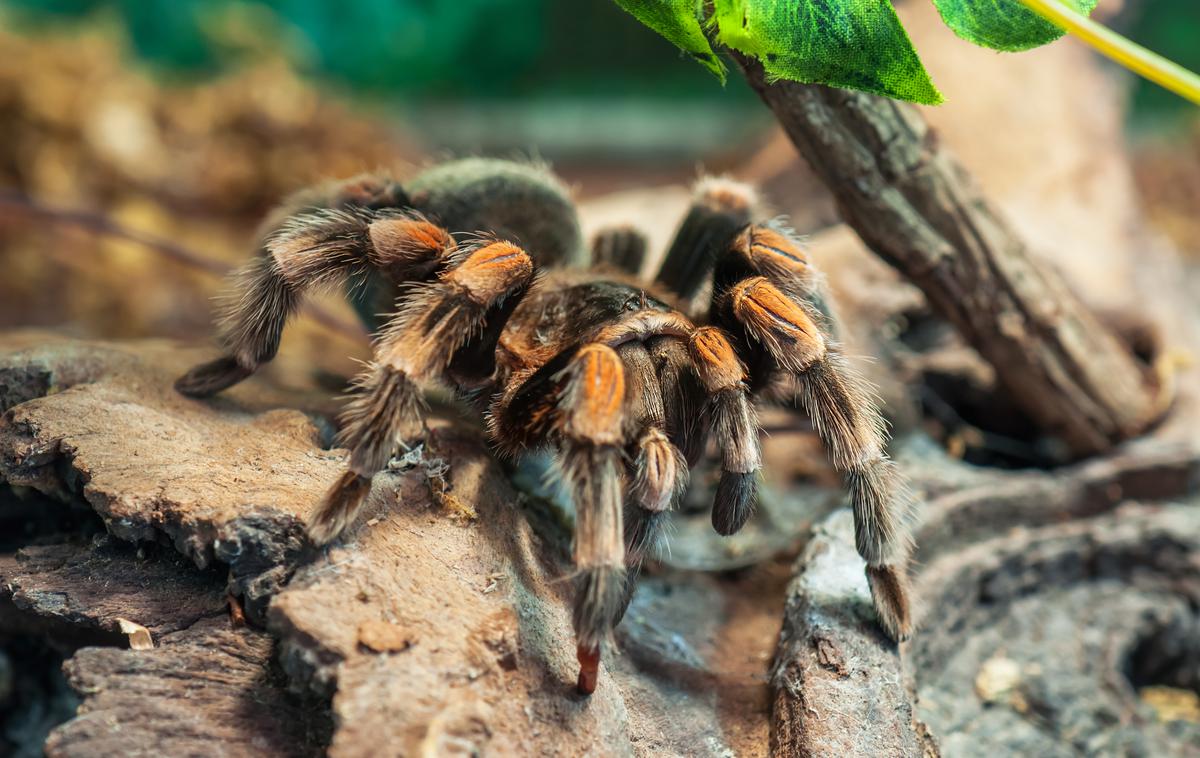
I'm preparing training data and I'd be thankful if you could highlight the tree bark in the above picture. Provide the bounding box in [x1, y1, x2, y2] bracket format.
[736, 55, 1165, 460]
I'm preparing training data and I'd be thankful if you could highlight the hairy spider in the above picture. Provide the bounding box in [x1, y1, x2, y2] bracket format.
[176, 158, 914, 694]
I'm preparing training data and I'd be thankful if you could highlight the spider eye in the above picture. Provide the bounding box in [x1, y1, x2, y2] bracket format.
[622, 294, 643, 312]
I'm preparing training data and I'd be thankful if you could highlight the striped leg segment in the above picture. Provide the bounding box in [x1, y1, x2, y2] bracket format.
[688, 327, 763, 536]
[307, 240, 533, 544]
[177, 207, 454, 397]
[716, 228, 915, 640]
[555, 344, 629, 695]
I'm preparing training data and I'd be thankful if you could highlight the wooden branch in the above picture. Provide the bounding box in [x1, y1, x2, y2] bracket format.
[735, 55, 1165, 459]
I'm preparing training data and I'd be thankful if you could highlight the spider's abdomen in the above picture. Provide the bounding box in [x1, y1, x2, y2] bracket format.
[348, 159, 587, 333]
[406, 158, 585, 269]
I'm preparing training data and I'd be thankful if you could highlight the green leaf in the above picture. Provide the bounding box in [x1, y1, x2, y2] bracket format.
[713, 0, 942, 105]
[612, 0, 725, 81]
[932, 0, 1099, 52]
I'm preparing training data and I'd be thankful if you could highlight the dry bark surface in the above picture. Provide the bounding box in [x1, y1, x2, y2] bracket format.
[0, 333, 787, 756]
[0, 536, 225, 640]
[4, 323, 1197, 757]
[44, 617, 330, 758]
[2, 322, 1199, 757]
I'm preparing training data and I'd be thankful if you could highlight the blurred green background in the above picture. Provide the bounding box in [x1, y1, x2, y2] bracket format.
[2, 0, 730, 95]
[0, 0, 772, 159]
[2, 0, 1195, 119]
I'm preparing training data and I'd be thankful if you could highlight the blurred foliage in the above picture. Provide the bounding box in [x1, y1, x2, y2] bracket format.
[1, 0, 538, 92]
[0, 0, 744, 99]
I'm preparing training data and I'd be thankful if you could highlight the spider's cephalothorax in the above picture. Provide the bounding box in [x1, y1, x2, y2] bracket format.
[176, 159, 915, 694]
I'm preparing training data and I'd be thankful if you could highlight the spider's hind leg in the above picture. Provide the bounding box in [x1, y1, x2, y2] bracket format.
[591, 226, 648, 276]
[654, 177, 757, 309]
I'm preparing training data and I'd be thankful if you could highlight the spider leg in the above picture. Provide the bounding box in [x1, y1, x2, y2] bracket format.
[591, 225, 648, 276]
[176, 197, 453, 397]
[712, 226, 915, 640]
[553, 343, 629, 695]
[688, 326, 763, 536]
[306, 240, 533, 544]
[646, 335, 709, 466]
[618, 341, 688, 547]
[654, 177, 756, 309]
[612, 340, 689, 636]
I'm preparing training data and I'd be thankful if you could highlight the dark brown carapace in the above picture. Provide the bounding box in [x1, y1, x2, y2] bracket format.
[176, 159, 914, 694]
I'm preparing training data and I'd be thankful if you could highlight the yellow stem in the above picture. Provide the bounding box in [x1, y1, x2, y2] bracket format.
[1014, 0, 1200, 105]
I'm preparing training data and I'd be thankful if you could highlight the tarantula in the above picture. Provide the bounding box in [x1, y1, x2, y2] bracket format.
[176, 158, 914, 694]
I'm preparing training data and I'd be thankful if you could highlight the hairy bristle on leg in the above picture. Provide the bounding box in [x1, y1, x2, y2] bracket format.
[617, 341, 687, 515]
[175, 256, 299, 397]
[797, 359, 913, 565]
[623, 506, 668, 563]
[307, 471, 373, 546]
[794, 357, 915, 638]
[713, 467, 758, 536]
[175, 355, 255, 398]
[656, 177, 757, 305]
[866, 563, 914, 641]
[728, 276, 826, 373]
[616, 341, 687, 630]
[710, 389, 761, 535]
[630, 427, 687, 515]
[612, 555, 646, 631]
[730, 274, 915, 637]
[308, 365, 423, 546]
[178, 202, 457, 398]
[646, 336, 708, 466]
[712, 248, 916, 639]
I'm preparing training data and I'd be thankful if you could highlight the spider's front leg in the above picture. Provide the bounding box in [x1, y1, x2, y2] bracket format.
[553, 343, 629, 695]
[175, 175, 443, 397]
[492, 334, 692, 695]
[306, 240, 533, 544]
[712, 227, 915, 641]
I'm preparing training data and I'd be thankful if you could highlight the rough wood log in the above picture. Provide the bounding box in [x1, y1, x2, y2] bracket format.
[769, 508, 927, 757]
[0, 530, 327, 757]
[45, 616, 331, 758]
[0, 335, 783, 756]
[768, 437, 1200, 757]
[734, 55, 1166, 460]
[0, 536, 226, 640]
[0, 336, 340, 624]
